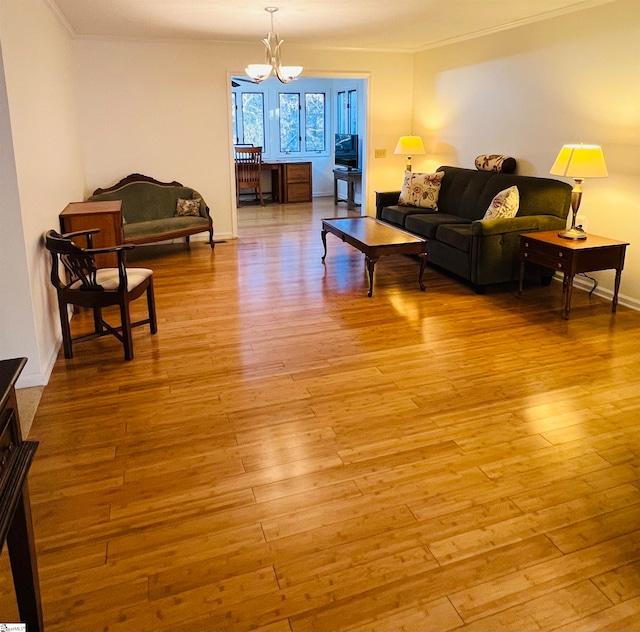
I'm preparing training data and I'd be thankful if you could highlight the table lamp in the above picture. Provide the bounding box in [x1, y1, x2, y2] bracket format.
[550, 144, 608, 240]
[394, 136, 425, 172]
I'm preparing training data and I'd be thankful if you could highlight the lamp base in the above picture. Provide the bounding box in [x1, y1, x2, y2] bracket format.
[558, 227, 587, 240]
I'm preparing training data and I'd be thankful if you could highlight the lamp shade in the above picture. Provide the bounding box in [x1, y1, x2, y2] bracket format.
[550, 144, 608, 179]
[394, 136, 426, 156]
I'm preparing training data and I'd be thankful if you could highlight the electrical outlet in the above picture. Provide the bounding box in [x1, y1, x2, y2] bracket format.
[375, 149, 386, 158]
[577, 216, 588, 232]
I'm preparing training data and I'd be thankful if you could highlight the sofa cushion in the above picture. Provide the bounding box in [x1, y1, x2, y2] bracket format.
[398, 171, 444, 209]
[176, 197, 202, 217]
[380, 205, 436, 228]
[405, 213, 471, 240]
[436, 224, 473, 253]
[123, 216, 210, 240]
[483, 186, 520, 220]
[475, 155, 517, 173]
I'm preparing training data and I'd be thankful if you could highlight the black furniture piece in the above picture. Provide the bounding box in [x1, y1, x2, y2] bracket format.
[45, 229, 158, 361]
[333, 168, 361, 211]
[0, 358, 42, 632]
[376, 165, 572, 292]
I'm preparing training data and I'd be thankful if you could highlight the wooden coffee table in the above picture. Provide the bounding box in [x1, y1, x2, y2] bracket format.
[321, 217, 427, 297]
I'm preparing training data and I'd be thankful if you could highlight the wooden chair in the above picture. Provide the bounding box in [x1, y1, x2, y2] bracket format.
[235, 146, 265, 206]
[44, 229, 157, 361]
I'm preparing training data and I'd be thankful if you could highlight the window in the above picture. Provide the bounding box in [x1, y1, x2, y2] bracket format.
[232, 80, 327, 158]
[337, 89, 357, 135]
[279, 93, 300, 153]
[348, 90, 357, 134]
[305, 93, 325, 151]
[239, 93, 265, 148]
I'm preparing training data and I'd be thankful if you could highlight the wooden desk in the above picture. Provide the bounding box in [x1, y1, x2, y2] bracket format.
[0, 358, 42, 632]
[60, 201, 124, 267]
[519, 231, 629, 319]
[260, 163, 282, 203]
[333, 168, 361, 210]
[261, 162, 313, 203]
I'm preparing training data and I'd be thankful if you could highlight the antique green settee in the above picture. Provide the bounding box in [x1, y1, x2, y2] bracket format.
[375, 165, 572, 291]
[88, 173, 214, 248]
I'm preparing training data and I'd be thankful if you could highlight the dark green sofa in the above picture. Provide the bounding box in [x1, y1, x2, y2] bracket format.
[375, 165, 572, 291]
[88, 173, 214, 249]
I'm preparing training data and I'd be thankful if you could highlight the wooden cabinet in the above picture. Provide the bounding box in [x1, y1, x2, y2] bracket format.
[60, 201, 124, 267]
[281, 162, 312, 203]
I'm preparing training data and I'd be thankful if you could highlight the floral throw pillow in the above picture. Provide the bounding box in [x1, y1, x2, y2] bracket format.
[175, 197, 201, 217]
[398, 171, 444, 209]
[483, 186, 520, 220]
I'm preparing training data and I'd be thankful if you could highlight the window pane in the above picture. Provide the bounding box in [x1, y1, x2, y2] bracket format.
[348, 90, 357, 134]
[241, 93, 264, 148]
[305, 93, 325, 151]
[337, 91, 346, 134]
[231, 93, 238, 145]
[279, 93, 300, 152]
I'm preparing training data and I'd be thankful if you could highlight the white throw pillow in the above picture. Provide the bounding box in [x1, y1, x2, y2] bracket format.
[483, 186, 519, 220]
[398, 171, 444, 210]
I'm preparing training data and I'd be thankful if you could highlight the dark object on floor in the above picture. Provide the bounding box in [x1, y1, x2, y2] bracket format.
[44, 229, 158, 360]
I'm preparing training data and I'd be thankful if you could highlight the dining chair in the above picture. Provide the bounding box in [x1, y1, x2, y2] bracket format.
[235, 146, 265, 206]
[44, 229, 157, 360]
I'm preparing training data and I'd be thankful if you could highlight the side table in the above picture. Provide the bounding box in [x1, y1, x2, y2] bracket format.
[60, 200, 124, 268]
[333, 168, 361, 211]
[519, 230, 629, 319]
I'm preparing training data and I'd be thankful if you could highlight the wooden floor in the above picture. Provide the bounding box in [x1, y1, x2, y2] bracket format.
[12, 197, 640, 630]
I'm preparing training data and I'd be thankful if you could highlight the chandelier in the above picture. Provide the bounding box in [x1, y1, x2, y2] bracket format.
[245, 7, 303, 84]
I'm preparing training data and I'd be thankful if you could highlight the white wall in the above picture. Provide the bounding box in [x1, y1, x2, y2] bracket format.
[0, 0, 86, 386]
[412, 0, 640, 306]
[73, 39, 414, 237]
[0, 42, 39, 378]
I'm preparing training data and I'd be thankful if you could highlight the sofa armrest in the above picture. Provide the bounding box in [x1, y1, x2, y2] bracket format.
[375, 191, 401, 219]
[470, 214, 566, 237]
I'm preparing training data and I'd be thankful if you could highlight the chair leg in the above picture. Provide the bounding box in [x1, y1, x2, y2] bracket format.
[93, 307, 103, 333]
[146, 278, 158, 335]
[257, 183, 265, 207]
[185, 235, 190, 247]
[57, 297, 73, 359]
[119, 299, 134, 361]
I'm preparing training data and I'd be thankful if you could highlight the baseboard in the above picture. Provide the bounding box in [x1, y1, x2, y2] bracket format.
[15, 336, 61, 388]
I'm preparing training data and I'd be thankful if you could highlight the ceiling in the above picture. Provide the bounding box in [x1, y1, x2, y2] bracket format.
[50, 0, 614, 52]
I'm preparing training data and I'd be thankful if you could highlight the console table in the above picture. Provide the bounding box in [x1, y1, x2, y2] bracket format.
[333, 168, 361, 210]
[0, 358, 42, 631]
[519, 231, 629, 319]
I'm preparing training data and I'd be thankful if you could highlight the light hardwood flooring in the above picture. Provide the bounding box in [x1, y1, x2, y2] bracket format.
[9, 196, 640, 631]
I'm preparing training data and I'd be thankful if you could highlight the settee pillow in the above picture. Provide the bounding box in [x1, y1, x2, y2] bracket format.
[175, 197, 201, 217]
[483, 186, 520, 220]
[398, 171, 444, 210]
[475, 154, 517, 174]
